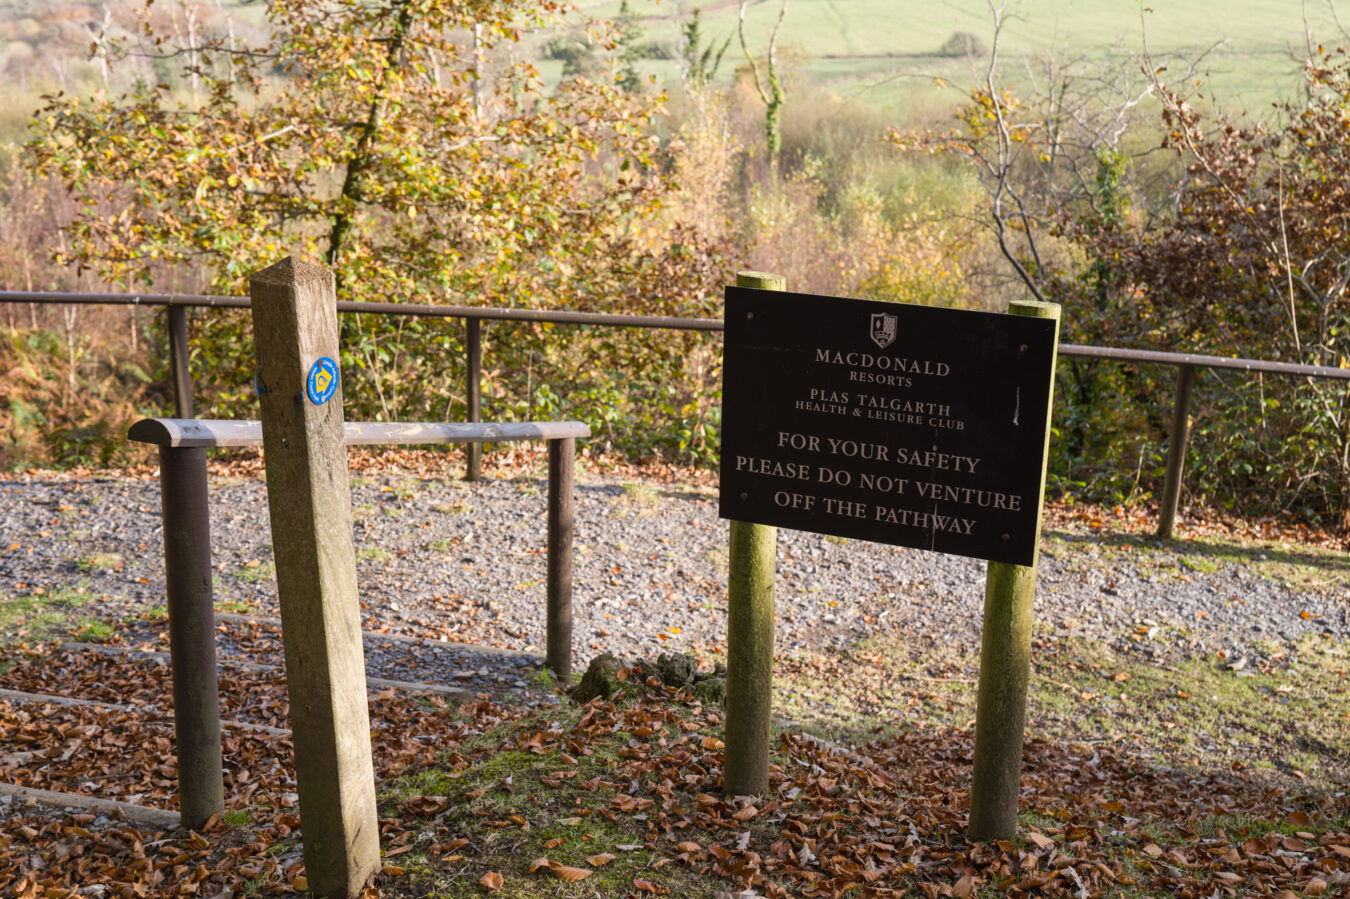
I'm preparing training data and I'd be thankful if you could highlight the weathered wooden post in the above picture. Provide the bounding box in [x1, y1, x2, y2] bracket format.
[967, 299, 1060, 842]
[465, 317, 483, 481]
[546, 436, 576, 678]
[1156, 363, 1195, 539]
[250, 258, 380, 898]
[168, 304, 194, 418]
[157, 443, 221, 829]
[723, 270, 784, 798]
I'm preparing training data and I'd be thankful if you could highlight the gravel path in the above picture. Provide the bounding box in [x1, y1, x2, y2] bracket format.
[2, 469, 1347, 687]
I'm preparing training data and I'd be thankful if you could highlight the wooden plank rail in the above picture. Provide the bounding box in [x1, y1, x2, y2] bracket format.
[128, 417, 589, 448]
[127, 416, 587, 832]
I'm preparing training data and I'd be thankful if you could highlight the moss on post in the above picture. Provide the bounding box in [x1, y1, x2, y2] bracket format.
[723, 270, 784, 798]
[967, 298, 1060, 842]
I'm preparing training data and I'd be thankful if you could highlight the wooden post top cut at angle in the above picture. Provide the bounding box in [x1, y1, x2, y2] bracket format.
[249, 257, 381, 898]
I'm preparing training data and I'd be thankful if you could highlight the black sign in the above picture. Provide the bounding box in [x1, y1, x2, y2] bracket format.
[718, 287, 1058, 565]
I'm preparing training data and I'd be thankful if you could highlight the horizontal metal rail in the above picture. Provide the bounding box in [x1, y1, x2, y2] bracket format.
[8, 291, 1350, 379]
[1058, 343, 1350, 381]
[8, 289, 1350, 540]
[0, 290, 723, 331]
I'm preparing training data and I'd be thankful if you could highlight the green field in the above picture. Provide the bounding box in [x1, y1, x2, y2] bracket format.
[1, 0, 1344, 131]
[565, 0, 1349, 116]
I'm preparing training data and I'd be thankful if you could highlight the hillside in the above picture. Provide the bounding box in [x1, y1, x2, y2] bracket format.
[2, 0, 1347, 141]
[560, 0, 1349, 115]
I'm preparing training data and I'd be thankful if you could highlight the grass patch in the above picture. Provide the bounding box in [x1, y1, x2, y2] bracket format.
[774, 633, 1350, 790]
[1043, 526, 1350, 594]
[0, 583, 98, 645]
[528, 667, 559, 688]
[1024, 634, 1350, 784]
[620, 481, 658, 504]
[608, 481, 663, 518]
[74, 619, 116, 642]
[233, 560, 275, 584]
[374, 703, 715, 898]
[74, 552, 123, 571]
[222, 808, 254, 829]
[357, 547, 393, 564]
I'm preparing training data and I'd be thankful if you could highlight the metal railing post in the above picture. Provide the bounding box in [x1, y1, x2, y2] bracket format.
[1157, 364, 1196, 539]
[158, 445, 222, 829]
[465, 317, 482, 481]
[168, 304, 194, 418]
[546, 436, 575, 678]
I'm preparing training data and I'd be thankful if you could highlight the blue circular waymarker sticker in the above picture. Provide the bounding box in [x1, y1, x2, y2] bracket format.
[306, 357, 339, 406]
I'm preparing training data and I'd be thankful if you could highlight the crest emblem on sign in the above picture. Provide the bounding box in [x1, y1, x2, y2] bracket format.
[870, 312, 897, 349]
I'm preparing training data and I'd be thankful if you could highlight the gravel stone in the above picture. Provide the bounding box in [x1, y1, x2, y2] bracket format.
[1, 472, 1346, 684]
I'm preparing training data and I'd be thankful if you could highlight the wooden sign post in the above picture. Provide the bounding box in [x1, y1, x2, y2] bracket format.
[967, 299, 1059, 840]
[250, 258, 380, 898]
[723, 271, 785, 797]
[719, 284, 1059, 838]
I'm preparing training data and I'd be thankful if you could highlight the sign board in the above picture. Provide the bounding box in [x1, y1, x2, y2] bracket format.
[718, 287, 1058, 566]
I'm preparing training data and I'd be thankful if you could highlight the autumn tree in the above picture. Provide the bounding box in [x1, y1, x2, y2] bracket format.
[679, 8, 729, 92]
[890, 1, 1175, 494]
[1027, 48, 1350, 516]
[1102, 49, 1350, 516]
[30, 0, 731, 453]
[894, 3, 1350, 517]
[737, 0, 787, 165]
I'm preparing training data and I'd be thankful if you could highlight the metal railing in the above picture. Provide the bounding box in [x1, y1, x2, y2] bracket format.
[126, 416, 584, 827]
[5, 289, 1350, 538]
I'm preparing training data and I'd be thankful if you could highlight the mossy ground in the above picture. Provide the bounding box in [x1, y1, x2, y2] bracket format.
[773, 631, 1350, 791]
[1043, 522, 1350, 595]
[373, 702, 722, 898]
[0, 581, 117, 647]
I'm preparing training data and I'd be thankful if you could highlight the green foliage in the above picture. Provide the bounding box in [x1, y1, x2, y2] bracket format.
[543, 37, 602, 80]
[616, 0, 644, 94]
[1063, 50, 1350, 519]
[1044, 361, 1168, 505]
[679, 8, 730, 91]
[26, 0, 731, 456]
[737, 0, 788, 162]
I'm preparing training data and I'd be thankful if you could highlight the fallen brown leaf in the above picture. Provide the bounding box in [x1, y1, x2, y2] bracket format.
[549, 863, 593, 882]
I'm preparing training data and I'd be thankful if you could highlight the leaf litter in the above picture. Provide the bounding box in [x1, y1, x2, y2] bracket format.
[3, 459, 1348, 896]
[3, 652, 1349, 898]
